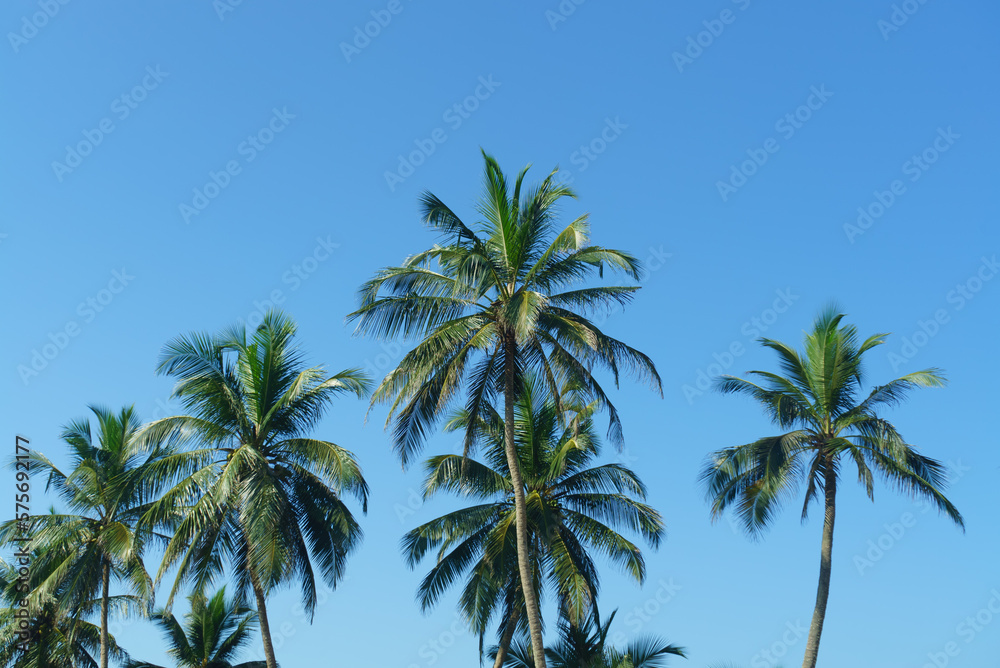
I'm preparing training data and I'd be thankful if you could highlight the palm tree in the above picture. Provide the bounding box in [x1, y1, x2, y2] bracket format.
[403, 378, 663, 667]
[0, 406, 160, 668]
[125, 587, 267, 668]
[0, 550, 132, 668]
[139, 310, 370, 668]
[493, 607, 685, 668]
[349, 150, 662, 666]
[700, 307, 964, 668]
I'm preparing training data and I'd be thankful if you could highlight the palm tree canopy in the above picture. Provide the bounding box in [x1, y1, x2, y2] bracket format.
[0, 554, 132, 668]
[138, 310, 371, 618]
[493, 607, 686, 668]
[700, 306, 964, 536]
[0, 405, 161, 627]
[348, 149, 662, 467]
[402, 379, 664, 646]
[126, 587, 269, 668]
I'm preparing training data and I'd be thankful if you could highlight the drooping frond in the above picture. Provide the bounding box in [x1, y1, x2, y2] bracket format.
[704, 307, 962, 542]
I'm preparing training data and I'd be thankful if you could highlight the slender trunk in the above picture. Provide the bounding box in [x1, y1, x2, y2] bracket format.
[492, 604, 520, 668]
[239, 492, 278, 668]
[802, 453, 837, 668]
[249, 568, 279, 668]
[503, 331, 547, 668]
[99, 561, 110, 668]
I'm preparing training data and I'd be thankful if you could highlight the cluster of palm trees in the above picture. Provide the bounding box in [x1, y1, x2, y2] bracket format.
[1, 152, 963, 668]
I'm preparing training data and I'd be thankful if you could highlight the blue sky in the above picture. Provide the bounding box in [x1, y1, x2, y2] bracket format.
[2, 1, 998, 666]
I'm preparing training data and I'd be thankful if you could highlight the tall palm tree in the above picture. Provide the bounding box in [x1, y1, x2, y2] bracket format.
[403, 379, 663, 667]
[493, 607, 685, 668]
[0, 555, 132, 668]
[0, 406, 160, 668]
[125, 587, 267, 668]
[700, 307, 964, 668]
[349, 150, 662, 666]
[139, 310, 370, 668]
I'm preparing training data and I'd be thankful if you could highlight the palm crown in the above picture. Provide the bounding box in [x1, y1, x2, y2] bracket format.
[349, 149, 662, 465]
[701, 307, 963, 533]
[139, 310, 370, 668]
[126, 587, 267, 668]
[495, 607, 685, 668]
[403, 379, 663, 661]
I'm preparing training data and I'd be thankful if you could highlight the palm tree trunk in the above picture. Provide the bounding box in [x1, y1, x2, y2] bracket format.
[492, 604, 520, 668]
[249, 568, 279, 668]
[100, 560, 110, 668]
[503, 331, 547, 668]
[802, 454, 837, 668]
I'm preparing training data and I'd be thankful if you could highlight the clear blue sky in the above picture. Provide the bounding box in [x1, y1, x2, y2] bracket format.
[3, 1, 998, 666]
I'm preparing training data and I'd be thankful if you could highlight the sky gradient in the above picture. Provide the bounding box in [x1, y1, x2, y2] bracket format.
[2, 1, 998, 667]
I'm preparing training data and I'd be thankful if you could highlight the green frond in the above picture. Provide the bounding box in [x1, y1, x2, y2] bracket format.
[422, 454, 511, 499]
[707, 307, 961, 551]
[701, 432, 810, 537]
